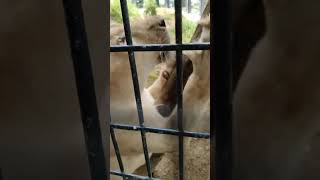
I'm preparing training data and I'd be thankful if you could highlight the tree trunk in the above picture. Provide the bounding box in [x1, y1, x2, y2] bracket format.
[166, 0, 170, 8]
[182, 0, 187, 7]
[187, 0, 192, 13]
[200, 0, 205, 15]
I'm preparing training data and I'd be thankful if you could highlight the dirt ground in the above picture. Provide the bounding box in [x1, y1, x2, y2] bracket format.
[134, 138, 211, 180]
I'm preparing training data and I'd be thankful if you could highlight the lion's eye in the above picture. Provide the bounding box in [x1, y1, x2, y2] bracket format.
[117, 35, 126, 44]
[148, 25, 155, 30]
[159, 52, 166, 62]
[162, 71, 170, 80]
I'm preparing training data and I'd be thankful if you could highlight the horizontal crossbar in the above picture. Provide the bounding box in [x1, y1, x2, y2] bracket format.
[111, 123, 211, 139]
[110, 43, 210, 52]
[110, 170, 160, 180]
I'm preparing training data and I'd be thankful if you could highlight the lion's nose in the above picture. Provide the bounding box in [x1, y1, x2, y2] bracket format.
[156, 104, 171, 117]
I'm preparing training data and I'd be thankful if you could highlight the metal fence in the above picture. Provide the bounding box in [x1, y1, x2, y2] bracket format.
[62, 0, 232, 179]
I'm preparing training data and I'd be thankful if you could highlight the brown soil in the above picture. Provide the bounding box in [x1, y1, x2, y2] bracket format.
[134, 138, 211, 180]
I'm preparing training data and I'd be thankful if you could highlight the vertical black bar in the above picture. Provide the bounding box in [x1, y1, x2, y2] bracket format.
[62, 1, 107, 180]
[174, 0, 184, 180]
[119, 0, 153, 178]
[212, 0, 233, 180]
[110, 117, 125, 180]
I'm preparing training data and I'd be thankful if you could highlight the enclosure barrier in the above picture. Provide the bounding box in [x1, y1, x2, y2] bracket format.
[62, 0, 107, 180]
[62, 0, 232, 179]
[212, 0, 233, 179]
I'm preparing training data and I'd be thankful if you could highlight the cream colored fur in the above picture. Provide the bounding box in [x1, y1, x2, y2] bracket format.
[182, 15, 210, 133]
[109, 16, 177, 179]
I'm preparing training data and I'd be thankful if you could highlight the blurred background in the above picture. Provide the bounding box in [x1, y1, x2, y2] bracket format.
[110, 0, 208, 43]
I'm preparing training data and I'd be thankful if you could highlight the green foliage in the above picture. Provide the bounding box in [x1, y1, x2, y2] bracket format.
[182, 17, 197, 43]
[166, 16, 197, 43]
[145, 64, 161, 88]
[144, 0, 157, 16]
[110, 0, 141, 23]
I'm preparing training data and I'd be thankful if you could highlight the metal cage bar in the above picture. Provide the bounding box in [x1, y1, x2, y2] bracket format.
[62, 0, 107, 180]
[212, 0, 233, 180]
[111, 124, 210, 138]
[173, 0, 185, 180]
[110, 170, 161, 180]
[119, 0, 153, 178]
[110, 126, 125, 175]
[110, 43, 210, 52]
